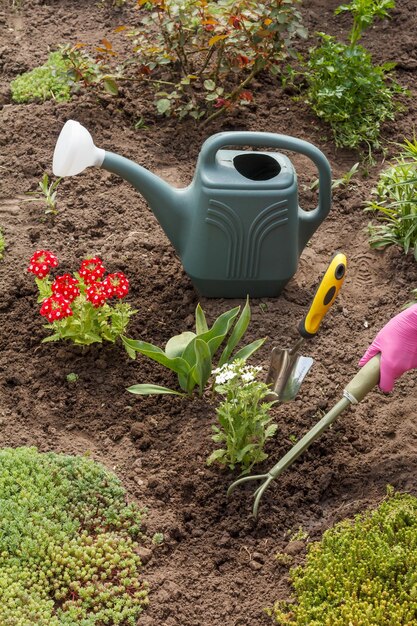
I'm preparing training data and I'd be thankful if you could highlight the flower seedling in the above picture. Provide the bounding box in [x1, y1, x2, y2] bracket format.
[25, 173, 61, 216]
[28, 250, 137, 349]
[124, 298, 265, 397]
[208, 359, 277, 474]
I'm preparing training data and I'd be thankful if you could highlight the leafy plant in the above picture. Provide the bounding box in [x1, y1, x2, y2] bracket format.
[25, 173, 61, 216]
[311, 161, 359, 191]
[66, 372, 79, 383]
[269, 489, 417, 625]
[10, 51, 72, 103]
[128, 0, 306, 120]
[304, 34, 404, 154]
[0, 446, 148, 624]
[27, 250, 137, 348]
[208, 359, 277, 474]
[302, 0, 405, 155]
[124, 298, 265, 397]
[365, 137, 417, 258]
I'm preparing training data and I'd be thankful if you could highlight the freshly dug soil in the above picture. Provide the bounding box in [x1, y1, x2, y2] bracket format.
[1, 1, 417, 624]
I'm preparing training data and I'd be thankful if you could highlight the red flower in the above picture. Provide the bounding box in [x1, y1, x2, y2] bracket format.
[52, 274, 80, 303]
[40, 294, 73, 323]
[86, 282, 107, 308]
[79, 257, 106, 284]
[28, 250, 59, 279]
[102, 273, 129, 299]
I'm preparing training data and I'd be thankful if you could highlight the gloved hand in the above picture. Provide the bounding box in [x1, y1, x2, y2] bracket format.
[359, 304, 417, 392]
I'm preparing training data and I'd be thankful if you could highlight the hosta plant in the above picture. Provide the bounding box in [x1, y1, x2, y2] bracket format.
[302, 0, 405, 155]
[0, 446, 148, 625]
[124, 298, 265, 397]
[365, 137, 417, 258]
[270, 489, 417, 625]
[129, 0, 306, 120]
[28, 250, 136, 348]
[208, 359, 277, 474]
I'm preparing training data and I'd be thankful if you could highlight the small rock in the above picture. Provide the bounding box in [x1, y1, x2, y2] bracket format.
[284, 540, 305, 556]
[248, 559, 262, 571]
[134, 546, 152, 564]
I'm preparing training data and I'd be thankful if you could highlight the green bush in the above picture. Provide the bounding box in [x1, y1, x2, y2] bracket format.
[304, 34, 404, 152]
[270, 490, 417, 625]
[10, 51, 71, 103]
[0, 447, 148, 625]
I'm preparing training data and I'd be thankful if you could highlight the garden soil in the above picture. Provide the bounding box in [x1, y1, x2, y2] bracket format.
[1, 1, 417, 624]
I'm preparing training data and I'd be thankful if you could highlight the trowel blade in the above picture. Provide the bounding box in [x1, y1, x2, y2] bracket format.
[265, 347, 313, 402]
[279, 355, 313, 402]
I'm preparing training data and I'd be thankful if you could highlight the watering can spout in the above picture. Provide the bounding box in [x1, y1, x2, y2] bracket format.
[52, 120, 188, 255]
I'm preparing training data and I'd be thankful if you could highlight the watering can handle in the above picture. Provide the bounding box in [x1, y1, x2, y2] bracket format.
[200, 131, 332, 248]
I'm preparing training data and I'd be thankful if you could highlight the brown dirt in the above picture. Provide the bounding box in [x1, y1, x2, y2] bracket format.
[1, 1, 417, 624]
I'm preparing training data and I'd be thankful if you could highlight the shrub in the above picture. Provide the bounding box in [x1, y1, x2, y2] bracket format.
[365, 137, 417, 258]
[0, 447, 148, 624]
[270, 490, 417, 625]
[302, 0, 405, 155]
[129, 0, 306, 120]
[10, 51, 72, 103]
[305, 34, 404, 153]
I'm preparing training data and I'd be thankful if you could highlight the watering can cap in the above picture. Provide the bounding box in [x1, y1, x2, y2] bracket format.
[52, 120, 105, 177]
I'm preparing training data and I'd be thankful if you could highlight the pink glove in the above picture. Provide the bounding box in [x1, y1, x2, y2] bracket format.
[359, 304, 417, 393]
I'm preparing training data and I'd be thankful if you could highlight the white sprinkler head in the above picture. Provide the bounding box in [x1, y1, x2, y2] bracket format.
[52, 120, 105, 177]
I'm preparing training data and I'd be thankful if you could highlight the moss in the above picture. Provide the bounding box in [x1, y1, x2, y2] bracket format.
[0, 447, 149, 624]
[271, 491, 417, 625]
[10, 51, 71, 103]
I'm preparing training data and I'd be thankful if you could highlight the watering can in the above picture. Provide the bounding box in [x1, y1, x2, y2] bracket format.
[53, 120, 332, 298]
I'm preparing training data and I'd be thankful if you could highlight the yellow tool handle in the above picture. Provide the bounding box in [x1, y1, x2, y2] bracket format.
[299, 252, 347, 338]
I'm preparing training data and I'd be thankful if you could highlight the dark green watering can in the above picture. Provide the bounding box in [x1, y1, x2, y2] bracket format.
[53, 121, 332, 298]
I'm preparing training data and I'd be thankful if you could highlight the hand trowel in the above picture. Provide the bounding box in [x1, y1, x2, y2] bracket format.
[266, 252, 347, 401]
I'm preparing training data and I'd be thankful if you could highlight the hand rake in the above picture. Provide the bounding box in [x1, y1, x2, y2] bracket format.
[227, 355, 381, 519]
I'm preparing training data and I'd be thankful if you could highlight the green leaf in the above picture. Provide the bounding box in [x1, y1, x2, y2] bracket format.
[233, 338, 266, 362]
[195, 303, 209, 335]
[192, 338, 212, 394]
[203, 79, 216, 91]
[121, 337, 189, 376]
[198, 306, 240, 357]
[207, 448, 227, 465]
[218, 296, 251, 366]
[41, 334, 61, 343]
[156, 98, 171, 114]
[102, 77, 118, 95]
[127, 384, 185, 396]
[165, 331, 196, 358]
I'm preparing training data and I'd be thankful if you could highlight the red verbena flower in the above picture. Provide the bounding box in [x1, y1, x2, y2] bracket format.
[86, 282, 108, 308]
[40, 294, 73, 323]
[102, 273, 129, 299]
[28, 250, 59, 279]
[51, 274, 80, 303]
[79, 257, 106, 285]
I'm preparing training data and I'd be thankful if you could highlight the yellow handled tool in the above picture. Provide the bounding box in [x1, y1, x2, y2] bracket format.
[266, 253, 347, 401]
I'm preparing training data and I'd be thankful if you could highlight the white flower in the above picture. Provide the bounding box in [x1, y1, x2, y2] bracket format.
[241, 371, 255, 383]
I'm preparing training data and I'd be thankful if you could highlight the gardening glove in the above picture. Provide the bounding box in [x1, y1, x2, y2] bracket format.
[359, 304, 417, 393]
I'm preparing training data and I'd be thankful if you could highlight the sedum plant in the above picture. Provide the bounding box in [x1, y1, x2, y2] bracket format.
[303, 0, 405, 155]
[270, 489, 417, 625]
[124, 298, 265, 397]
[0, 447, 148, 625]
[129, 0, 306, 120]
[28, 250, 136, 348]
[10, 51, 72, 103]
[208, 359, 277, 474]
[365, 137, 417, 259]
